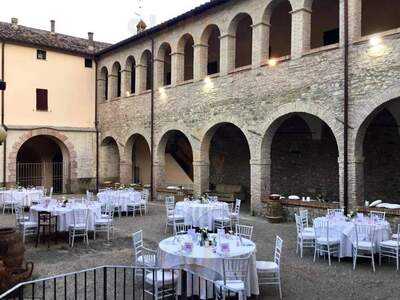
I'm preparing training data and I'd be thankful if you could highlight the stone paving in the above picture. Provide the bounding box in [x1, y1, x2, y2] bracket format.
[0, 202, 399, 299]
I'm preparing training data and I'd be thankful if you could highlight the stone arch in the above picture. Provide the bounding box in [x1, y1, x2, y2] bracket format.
[8, 128, 77, 189]
[125, 56, 136, 94]
[200, 24, 221, 75]
[99, 136, 120, 184]
[139, 49, 153, 92]
[310, 0, 340, 49]
[156, 42, 172, 87]
[123, 133, 151, 185]
[99, 66, 108, 101]
[228, 13, 253, 68]
[111, 62, 122, 98]
[177, 33, 195, 82]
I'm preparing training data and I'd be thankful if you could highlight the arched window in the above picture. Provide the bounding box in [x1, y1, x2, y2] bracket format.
[362, 0, 400, 36]
[201, 25, 221, 75]
[311, 0, 339, 49]
[268, 0, 292, 58]
[140, 50, 153, 91]
[100, 67, 108, 101]
[111, 62, 121, 98]
[157, 43, 172, 86]
[178, 34, 195, 82]
[126, 56, 136, 94]
[231, 14, 253, 68]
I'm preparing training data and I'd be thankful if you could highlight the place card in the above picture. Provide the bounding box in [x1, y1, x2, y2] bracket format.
[183, 242, 193, 253]
[220, 242, 230, 254]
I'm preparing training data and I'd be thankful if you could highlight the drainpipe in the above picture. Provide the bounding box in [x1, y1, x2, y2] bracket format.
[343, 0, 349, 215]
[94, 58, 99, 193]
[1, 42, 7, 187]
[150, 38, 155, 201]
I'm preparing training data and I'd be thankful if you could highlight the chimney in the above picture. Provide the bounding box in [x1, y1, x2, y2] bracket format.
[50, 20, 56, 34]
[11, 17, 18, 29]
[136, 20, 147, 33]
[88, 32, 95, 51]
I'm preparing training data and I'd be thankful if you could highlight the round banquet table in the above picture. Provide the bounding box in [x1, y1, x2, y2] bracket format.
[175, 201, 230, 228]
[97, 190, 142, 212]
[314, 216, 391, 257]
[158, 233, 259, 298]
[30, 202, 102, 232]
[0, 189, 43, 207]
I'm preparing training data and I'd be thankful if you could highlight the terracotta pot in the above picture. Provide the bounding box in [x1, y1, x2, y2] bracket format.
[0, 228, 25, 269]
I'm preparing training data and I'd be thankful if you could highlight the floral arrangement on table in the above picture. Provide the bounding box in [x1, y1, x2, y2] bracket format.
[199, 193, 209, 204]
[199, 227, 209, 246]
[62, 196, 68, 207]
[347, 210, 357, 219]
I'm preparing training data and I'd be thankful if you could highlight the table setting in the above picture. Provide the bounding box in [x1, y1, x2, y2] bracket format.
[97, 189, 142, 212]
[314, 212, 391, 257]
[158, 229, 259, 298]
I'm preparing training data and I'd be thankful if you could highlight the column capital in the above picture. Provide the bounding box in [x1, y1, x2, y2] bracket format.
[193, 160, 210, 167]
[121, 69, 132, 73]
[250, 158, 271, 165]
[290, 8, 312, 15]
[251, 22, 271, 28]
[193, 43, 208, 48]
[170, 52, 184, 56]
[219, 34, 235, 40]
[108, 74, 118, 78]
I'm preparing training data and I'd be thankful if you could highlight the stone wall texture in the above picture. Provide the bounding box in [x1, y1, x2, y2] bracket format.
[96, 0, 400, 212]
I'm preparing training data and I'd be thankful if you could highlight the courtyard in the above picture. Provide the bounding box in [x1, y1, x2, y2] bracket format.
[0, 200, 399, 299]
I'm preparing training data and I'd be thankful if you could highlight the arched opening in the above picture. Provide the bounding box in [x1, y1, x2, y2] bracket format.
[230, 13, 253, 68]
[140, 50, 153, 92]
[158, 130, 193, 188]
[362, 0, 400, 36]
[202, 25, 221, 75]
[178, 34, 195, 82]
[359, 100, 400, 203]
[111, 62, 122, 98]
[311, 0, 340, 49]
[126, 56, 136, 94]
[100, 137, 120, 184]
[126, 134, 151, 185]
[157, 43, 172, 86]
[204, 123, 251, 205]
[267, 114, 339, 201]
[16, 135, 69, 193]
[99, 67, 108, 101]
[268, 0, 292, 58]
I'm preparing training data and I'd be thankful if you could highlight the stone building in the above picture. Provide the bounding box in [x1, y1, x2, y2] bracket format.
[95, 0, 400, 212]
[0, 18, 109, 193]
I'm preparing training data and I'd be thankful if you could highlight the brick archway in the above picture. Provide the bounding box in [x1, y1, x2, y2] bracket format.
[8, 129, 78, 184]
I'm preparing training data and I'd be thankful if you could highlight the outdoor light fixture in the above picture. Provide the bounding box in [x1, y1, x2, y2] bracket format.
[268, 58, 277, 67]
[203, 76, 213, 92]
[369, 36, 382, 47]
[125, 91, 131, 97]
[0, 80, 6, 91]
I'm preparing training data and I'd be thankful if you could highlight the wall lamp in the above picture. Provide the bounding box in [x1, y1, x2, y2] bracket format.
[0, 80, 6, 91]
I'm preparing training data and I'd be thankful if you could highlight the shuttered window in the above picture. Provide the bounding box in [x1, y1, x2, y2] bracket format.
[36, 89, 48, 111]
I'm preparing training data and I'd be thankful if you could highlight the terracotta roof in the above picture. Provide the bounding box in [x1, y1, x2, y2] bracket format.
[97, 0, 231, 56]
[0, 21, 110, 56]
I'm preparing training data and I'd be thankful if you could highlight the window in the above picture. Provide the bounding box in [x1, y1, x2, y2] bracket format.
[36, 89, 48, 111]
[37, 50, 46, 60]
[85, 58, 93, 68]
[323, 28, 339, 46]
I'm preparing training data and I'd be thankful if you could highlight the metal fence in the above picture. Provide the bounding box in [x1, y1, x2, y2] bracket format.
[0, 265, 235, 300]
[16, 162, 69, 193]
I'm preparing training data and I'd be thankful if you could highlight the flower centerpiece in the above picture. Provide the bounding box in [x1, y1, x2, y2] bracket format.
[199, 227, 208, 246]
[347, 210, 357, 219]
[62, 196, 68, 207]
[199, 193, 209, 204]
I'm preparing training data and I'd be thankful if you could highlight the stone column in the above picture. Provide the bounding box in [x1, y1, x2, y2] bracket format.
[154, 58, 164, 89]
[290, 8, 312, 59]
[193, 160, 209, 197]
[250, 158, 271, 214]
[252, 22, 270, 67]
[219, 34, 235, 75]
[120, 69, 130, 97]
[97, 78, 106, 101]
[119, 160, 132, 184]
[153, 161, 165, 200]
[348, 0, 361, 43]
[107, 74, 117, 99]
[348, 156, 364, 210]
[135, 64, 146, 93]
[171, 52, 184, 85]
[193, 43, 208, 81]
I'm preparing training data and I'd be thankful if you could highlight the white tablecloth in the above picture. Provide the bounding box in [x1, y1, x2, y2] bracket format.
[30, 203, 102, 232]
[98, 190, 142, 212]
[175, 201, 230, 228]
[314, 217, 391, 257]
[0, 189, 43, 207]
[159, 234, 259, 298]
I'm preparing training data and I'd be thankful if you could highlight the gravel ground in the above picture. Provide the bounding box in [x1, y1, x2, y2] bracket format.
[1, 202, 399, 299]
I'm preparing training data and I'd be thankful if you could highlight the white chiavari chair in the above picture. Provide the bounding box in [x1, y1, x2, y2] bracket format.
[230, 199, 241, 228]
[257, 236, 283, 299]
[165, 198, 184, 233]
[132, 230, 157, 278]
[369, 211, 386, 222]
[379, 224, 400, 271]
[235, 224, 253, 240]
[213, 208, 230, 232]
[15, 204, 37, 243]
[94, 204, 114, 241]
[327, 208, 344, 216]
[174, 223, 192, 236]
[299, 209, 314, 234]
[353, 223, 376, 272]
[295, 214, 315, 258]
[313, 218, 340, 266]
[68, 208, 89, 248]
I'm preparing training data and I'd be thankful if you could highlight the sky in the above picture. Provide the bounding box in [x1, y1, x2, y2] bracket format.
[1, 0, 209, 43]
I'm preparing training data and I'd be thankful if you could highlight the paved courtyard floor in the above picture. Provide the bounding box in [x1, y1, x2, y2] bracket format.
[0, 202, 399, 299]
